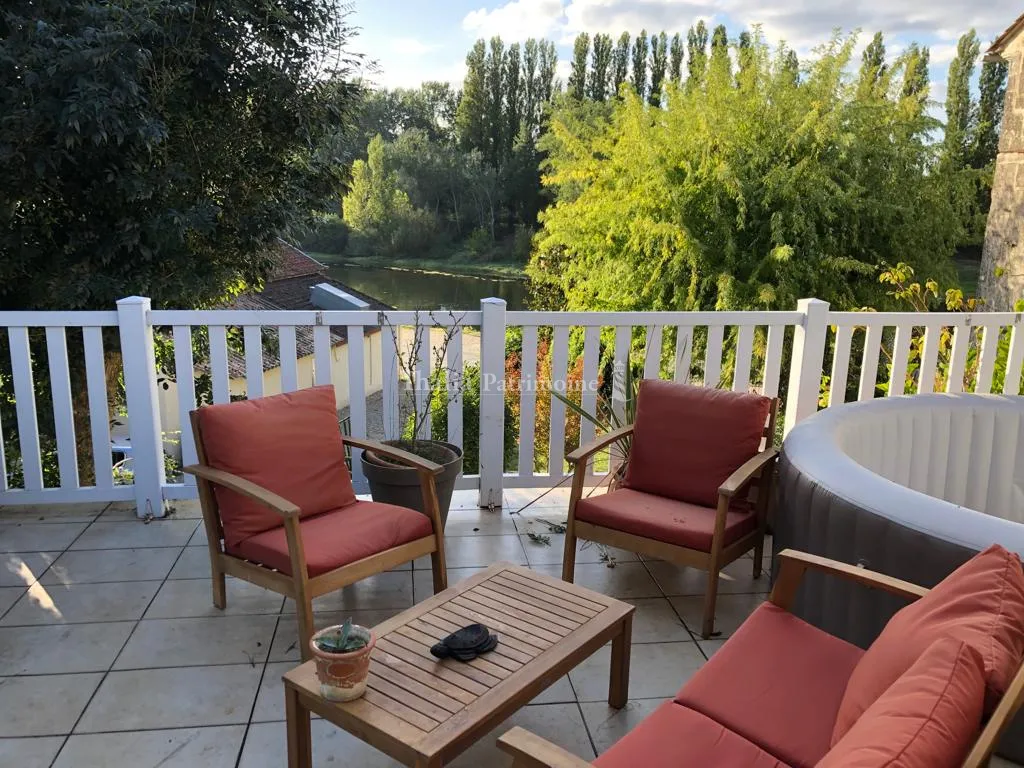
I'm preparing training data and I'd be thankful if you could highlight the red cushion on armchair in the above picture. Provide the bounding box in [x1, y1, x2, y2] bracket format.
[623, 380, 771, 507]
[196, 385, 356, 548]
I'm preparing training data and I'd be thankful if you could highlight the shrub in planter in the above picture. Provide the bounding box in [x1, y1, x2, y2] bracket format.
[310, 619, 375, 702]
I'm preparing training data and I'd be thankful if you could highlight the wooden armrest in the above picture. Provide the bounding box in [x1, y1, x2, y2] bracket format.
[566, 425, 634, 464]
[718, 448, 778, 498]
[182, 465, 299, 518]
[770, 549, 929, 611]
[344, 436, 443, 475]
[497, 727, 593, 768]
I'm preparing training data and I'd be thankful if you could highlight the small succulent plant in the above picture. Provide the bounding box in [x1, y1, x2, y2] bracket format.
[315, 619, 368, 654]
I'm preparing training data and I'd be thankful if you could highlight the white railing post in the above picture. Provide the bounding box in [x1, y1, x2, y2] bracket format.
[478, 298, 507, 508]
[783, 298, 830, 435]
[116, 297, 167, 518]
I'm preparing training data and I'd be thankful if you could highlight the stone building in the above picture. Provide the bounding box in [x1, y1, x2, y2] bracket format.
[980, 13, 1024, 310]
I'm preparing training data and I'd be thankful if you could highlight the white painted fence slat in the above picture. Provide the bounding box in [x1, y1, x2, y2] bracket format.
[278, 326, 299, 393]
[887, 324, 913, 396]
[763, 325, 785, 399]
[975, 325, 1000, 394]
[208, 326, 230, 404]
[82, 327, 112, 489]
[414, 325, 431, 440]
[612, 326, 631, 424]
[733, 325, 754, 392]
[917, 324, 942, 394]
[1004, 324, 1024, 396]
[346, 325, 366, 484]
[9, 327, 43, 490]
[172, 326, 198, 486]
[829, 326, 853, 407]
[643, 325, 662, 380]
[704, 325, 724, 388]
[674, 326, 692, 383]
[518, 326, 538, 477]
[44, 327, 78, 488]
[548, 326, 569, 477]
[946, 323, 970, 394]
[579, 326, 600, 461]
[243, 326, 264, 399]
[446, 326, 463, 450]
[381, 324, 399, 440]
[858, 324, 883, 401]
[313, 325, 332, 387]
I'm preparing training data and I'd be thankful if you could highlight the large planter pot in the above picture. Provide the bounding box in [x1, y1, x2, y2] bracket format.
[361, 440, 463, 528]
[310, 624, 375, 702]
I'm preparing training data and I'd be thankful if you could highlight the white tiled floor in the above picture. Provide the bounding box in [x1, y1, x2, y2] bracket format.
[0, 491, 1019, 767]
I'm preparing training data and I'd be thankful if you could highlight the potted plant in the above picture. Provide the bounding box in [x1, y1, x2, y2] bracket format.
[310, 619, 375, 702]
[361, 311, 465, 526]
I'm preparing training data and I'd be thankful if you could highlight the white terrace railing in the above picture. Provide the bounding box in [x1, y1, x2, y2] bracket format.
[1, 297, 1023, 516]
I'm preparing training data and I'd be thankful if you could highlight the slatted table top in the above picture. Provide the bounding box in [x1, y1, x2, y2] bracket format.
[284, 562, 634, 767]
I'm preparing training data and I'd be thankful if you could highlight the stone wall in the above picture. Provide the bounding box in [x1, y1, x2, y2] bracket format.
[980, 32, 1024, 310]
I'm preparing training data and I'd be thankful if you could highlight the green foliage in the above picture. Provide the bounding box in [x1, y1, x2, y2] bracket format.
[630, 31, 649, 97]
[589, 34, 614, 102]
[315, 619, 367, 654]
[612, 33, 631, 94]
[669, 33, 684, 85]
[648, 32, 669, 106]
[529, 31, 963, 314]
[569, 34, 590, 101]
[0, 0, 361, 312]
[299, 215, 350, 255]
[944, 30, 980, 169]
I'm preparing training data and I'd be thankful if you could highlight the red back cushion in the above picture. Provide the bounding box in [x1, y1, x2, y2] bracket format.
[819, 638, 985, 768]
[196, 385, 356, 548]
[623, 380, 771, 507]
[833, 544, 1024, 744]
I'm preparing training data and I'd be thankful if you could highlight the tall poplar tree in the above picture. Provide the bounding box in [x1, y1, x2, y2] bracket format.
[538, 40, 558, 102]
[504, 42, 523, 155]
[900, 43, 930, 109]
[669, 33, 684, 84]
[973, 59, 1008, 169]
[686, 22, 708, 89]
[568, 33, 590, 100]
[612, 32, 631, 95]
[456, 40, 487, 153]
[648, 31, 668, 106]
[709, 24, 730, 81]
[631, 30, 649, 97]
[589, 33, 614, 101]
[522, 39, 540, 137]
[485, 36, 506, 167]
[944, 30, 980, 168]
[857, 32, 887, 100]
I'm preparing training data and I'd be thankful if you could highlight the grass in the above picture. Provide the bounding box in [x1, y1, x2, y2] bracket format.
[310, 252, 526, 280]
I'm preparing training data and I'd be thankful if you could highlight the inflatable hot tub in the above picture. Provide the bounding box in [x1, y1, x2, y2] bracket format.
[775, 393, 1024, 758]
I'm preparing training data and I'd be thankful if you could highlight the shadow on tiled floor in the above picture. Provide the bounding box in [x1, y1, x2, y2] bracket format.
[0, 490, 1017, 767]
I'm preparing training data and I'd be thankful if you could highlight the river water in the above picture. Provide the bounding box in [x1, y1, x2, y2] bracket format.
[325, 262, 529, 310]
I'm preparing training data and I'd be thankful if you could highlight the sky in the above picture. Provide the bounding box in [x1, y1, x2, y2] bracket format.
[349, 0, 1022, 105]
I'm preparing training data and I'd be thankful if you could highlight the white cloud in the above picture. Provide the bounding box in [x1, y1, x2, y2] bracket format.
[463, 0, 567, 42]
[389, 38, 441, 56]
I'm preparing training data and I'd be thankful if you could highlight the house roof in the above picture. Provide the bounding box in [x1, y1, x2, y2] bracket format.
[214, 241, 391, 378]
[988, 12, 1024, 60]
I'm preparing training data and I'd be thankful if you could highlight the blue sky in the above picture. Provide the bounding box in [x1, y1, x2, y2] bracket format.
[350, 0, 1021, 104]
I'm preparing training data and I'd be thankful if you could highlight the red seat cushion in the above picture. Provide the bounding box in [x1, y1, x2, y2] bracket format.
[675, 602, 864, 768]
[623, 380, 771, 507]
[228, 501, 433, 577]
[196, 385, 356, 548]
[594, 701, 790, 768]
[819, 638, 986, 768]
[575, 488, 758, 552]
[833, 544, 1024, 743]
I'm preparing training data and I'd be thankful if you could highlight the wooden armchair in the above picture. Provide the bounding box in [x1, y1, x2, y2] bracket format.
[562, 380, 778, 638]
[182, 385, 446, 660]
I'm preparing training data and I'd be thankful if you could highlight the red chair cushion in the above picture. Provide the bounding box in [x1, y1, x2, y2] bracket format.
[227, 500, 433, 577]
[833, 544, 1024, 743]
[819, 638, 986, 768]
[675, 602, 864, 768]
[623, 380, 771, 507]
[594, 701, 790, 768]
[196, 385, 356, 548]
[575, 488, 758, 552]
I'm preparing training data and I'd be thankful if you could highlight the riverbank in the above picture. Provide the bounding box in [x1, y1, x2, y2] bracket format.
[310, 252, 526, 281]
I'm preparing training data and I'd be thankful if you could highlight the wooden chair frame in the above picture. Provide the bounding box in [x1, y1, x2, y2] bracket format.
[497, 548, 1024, 768]
[561, 399, 779, 639]
[183, 410, 448, 661]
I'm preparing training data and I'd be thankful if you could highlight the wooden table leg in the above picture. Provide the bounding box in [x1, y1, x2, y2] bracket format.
[286, 684, 313, 768]
[608, 612, 632, 708]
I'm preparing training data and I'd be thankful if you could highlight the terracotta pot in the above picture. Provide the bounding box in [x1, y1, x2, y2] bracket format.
[310, 625, 376, 702]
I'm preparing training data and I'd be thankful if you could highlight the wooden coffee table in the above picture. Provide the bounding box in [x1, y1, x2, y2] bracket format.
[283, 562, 634, 767]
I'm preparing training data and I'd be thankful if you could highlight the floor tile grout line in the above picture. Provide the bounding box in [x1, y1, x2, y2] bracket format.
[234, 606, 285, 768]
[47, 528, 193, 768]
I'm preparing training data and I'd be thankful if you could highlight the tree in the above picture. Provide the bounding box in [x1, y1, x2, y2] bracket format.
[538, 40, 559, 103]
[0, 0, 362, 312]
[631, 30, 649, 98]
[522, 39, 541, 138]
[569, 33, 590, 100]
[944, 30, 980, 168]
[669, 33, 684, 84]
[857, 31, 887, 100]
[709, 24, 730, 82]
[532, 33, 962, 315]
[900, 43, 930, 109]
[456, 40, 488, 154]
[686, 22, 709, 90]
[737, 31, 754, 85]
[612, 32, 631, 95]
[589, 33, 613, 101]
[648, 32, 669, 106]
[504, 42, 523, 156]
[485, 36, 507, 167]
[973, 59, 1008, 169]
